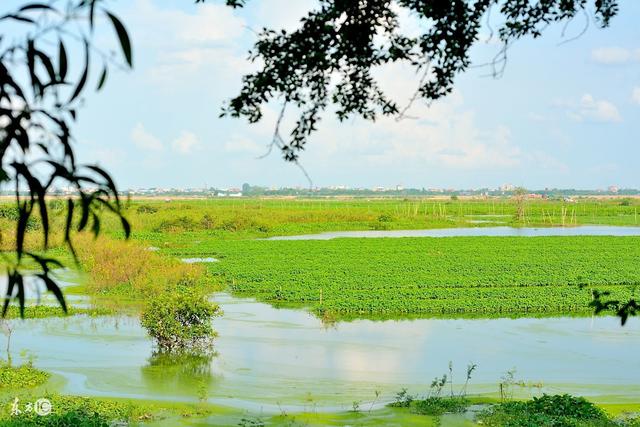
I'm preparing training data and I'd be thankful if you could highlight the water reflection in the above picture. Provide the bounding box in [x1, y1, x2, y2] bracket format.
[142, 349, 219, 401]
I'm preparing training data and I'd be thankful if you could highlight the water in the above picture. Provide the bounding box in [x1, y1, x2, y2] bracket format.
[8, 293, 640, 412]
[0, 272, 86, 305]
[267, 225, 640, 240]
[181, 257, 219, 264]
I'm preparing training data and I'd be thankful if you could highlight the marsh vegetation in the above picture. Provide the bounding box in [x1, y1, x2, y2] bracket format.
[0, 197, 639, 425]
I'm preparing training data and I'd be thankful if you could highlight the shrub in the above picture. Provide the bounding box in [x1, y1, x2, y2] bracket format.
[389, 388, 414, 408]
[141, 286, 221, 350]
[136, 204, 158, 214]
[200, 214, 215, 229]
[477, 394, 614, 427]
[413, 396, 469, 416]
[154, 216, 197, 232]
[377, 214, 393, 223]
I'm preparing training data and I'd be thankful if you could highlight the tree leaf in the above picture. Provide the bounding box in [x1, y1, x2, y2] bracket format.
[40, 274, 67, 313]
[18, 4, 54, 12]
[96, 65, 108, 91]
[68, 40, 90, 103]
[58, 39, 68, 81]
[105, 11, 133, 67]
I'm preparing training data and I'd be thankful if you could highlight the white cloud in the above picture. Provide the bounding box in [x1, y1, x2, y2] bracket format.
[224, 136, 264, 155]
[558, 94, 622, 123]
[590, 47, 640, 65]
[127, 0, 250, 85]
[131, 123, 164, 151]
[632, 87, 640, 105]
[130, 0, 244, 46]
[172, 131, 200, 154]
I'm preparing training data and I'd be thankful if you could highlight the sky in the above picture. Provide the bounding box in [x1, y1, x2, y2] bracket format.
[18, 0, 640, 189]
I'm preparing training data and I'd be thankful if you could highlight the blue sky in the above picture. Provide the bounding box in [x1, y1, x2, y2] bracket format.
[23, 0, 640, 189]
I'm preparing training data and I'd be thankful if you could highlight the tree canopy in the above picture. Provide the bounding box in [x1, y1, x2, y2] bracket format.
[218, 0, 618, 161]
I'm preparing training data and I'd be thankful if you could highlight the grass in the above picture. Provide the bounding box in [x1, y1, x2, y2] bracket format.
[162, 235, 640, 318]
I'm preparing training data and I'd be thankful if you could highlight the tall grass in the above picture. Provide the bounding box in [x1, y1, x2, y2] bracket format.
[74, 235, 212, 300]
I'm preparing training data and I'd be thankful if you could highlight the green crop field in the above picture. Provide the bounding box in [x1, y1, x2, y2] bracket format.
[161, 235, 640, 319]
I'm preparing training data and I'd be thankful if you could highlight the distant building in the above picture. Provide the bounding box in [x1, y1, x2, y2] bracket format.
[608, 185, 619, 194]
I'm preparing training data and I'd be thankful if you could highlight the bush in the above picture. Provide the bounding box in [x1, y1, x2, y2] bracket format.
[413, 396, 469, 416]
[154, 216, 197, 232]
[389, 388, 414, 408]
[136, 204, 158, 214]
[141, 285, 221, 350]
[377, 214, 393, 223]
[477, 394, 614, 427]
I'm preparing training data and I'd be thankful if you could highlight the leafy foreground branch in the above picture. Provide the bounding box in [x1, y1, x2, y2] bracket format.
[0, 0, 133, 316]
[221, 0, 618, 161]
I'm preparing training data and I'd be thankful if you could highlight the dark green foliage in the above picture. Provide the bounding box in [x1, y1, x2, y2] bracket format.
[591, 290, 638, 326]
[155, 216, 198, 232]
[477, 394, 615, 427]
[221, 0, 618, 161]
[0, 1, 133, 317]
[136, 205, 159, 214]
[141, 283, 221, 350]
[377, 214, 393, 223]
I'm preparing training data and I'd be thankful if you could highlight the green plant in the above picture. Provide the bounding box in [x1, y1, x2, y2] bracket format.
[413, 396, 469, 416]
[141, 284, 222, 350]
[0, 361, 49, 389]
[477, 394, 614, 427]
[499, 368, 524, 401]
[389, 388, 414, 408]
[136, 205, 159, 214]
[377, 214, 393, 223]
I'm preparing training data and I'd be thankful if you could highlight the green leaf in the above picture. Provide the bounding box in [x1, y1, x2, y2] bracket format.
[105, 11, 133, 67]
[68, 40, 90, 103]
[18, 4, 54, 12]
[96, 65, 108, 91]
[58, 40, 68, 81]
[40, 274, 67, 313]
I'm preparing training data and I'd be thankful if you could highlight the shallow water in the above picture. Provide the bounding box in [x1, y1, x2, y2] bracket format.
[0, 272, 86, 305]
[181, 257, 219, 264]
[8, 293, 640, 412]
[267, 225, 640, 240]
